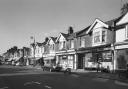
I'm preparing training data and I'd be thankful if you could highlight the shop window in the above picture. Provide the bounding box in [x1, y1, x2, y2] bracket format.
[117, 55, 126, 69]
[102, 52, 112, 62]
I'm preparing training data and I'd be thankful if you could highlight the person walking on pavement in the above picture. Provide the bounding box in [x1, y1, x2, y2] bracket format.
[39, 57, 45, 71]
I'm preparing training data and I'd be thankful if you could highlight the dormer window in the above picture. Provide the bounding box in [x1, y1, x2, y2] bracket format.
[102, 30, 106, 42]
[70, 40, 74, 49]
[93, 31, 100, 43]
[52, 44, 54, 50]
[63, 41, 66, 49]
[79, 37, 85, 48]
[59, 41, 66, 50]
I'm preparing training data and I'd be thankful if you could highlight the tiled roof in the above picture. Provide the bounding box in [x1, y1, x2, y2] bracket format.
[42, 41, 47, 45]
[105, 14, 125, 26]
[61, 33, 69, 39]
[76, 25, 90, 37]
[105, 19, 116, 26]
[67, 33, 76, 39]
[36, 42, 43, 46]
[51, 37, 57, 42]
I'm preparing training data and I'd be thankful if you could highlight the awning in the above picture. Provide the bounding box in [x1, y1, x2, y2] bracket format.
[44, 56, 55, 60]
[7, 58, 13, 62]
[29, 57, 40, 60]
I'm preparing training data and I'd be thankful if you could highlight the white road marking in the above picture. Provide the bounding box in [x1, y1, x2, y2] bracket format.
[115, 80, 128, 86]
[24, 81, 41, 86]
[44, 85, 52, 89]
[71, 74, 79, 77]
[92, 78, 109, 82]
[0, 87, 8, 89]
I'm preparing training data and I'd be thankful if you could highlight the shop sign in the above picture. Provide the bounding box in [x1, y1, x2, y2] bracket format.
[62, 55, 67, 59]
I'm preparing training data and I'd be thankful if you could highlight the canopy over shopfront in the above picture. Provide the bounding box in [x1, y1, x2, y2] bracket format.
[44, 56, 55, 60]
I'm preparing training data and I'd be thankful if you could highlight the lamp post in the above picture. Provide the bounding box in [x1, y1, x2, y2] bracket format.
[30, 36, 36, 66]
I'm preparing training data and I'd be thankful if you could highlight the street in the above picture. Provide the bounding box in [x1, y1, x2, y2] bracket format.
[0, 65, 128, 89]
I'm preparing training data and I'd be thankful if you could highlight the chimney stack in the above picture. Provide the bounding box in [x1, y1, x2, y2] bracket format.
[68, 26, 73, 34]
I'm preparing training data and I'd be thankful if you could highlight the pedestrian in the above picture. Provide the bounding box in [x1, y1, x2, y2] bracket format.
[97, 62, 100, 72]
[40, 57, 45, 71]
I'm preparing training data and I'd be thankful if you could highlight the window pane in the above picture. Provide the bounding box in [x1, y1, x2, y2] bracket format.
[81, 38, 85, 47]
[94, 35, 100, 43]
[94, 31, 100, 43]
[71, 40, 74, 48]
[126, 25, 128, 38]
[102, 31, 106, 42]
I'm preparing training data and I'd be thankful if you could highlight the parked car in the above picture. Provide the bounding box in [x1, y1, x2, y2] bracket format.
[42, 65, 62, 72]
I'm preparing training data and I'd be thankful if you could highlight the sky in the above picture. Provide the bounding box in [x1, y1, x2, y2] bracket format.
[0, 0, 126, 54]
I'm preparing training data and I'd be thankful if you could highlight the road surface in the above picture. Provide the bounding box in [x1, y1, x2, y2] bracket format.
[0, 65, 128, 89]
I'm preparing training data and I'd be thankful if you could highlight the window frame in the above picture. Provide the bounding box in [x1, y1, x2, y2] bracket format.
[125, 25, 128, 39]
[102, 30, 106, 43]
[70, 39, 74, 49]
[81, 37, 85, 48]
[93, 31, 100, 44]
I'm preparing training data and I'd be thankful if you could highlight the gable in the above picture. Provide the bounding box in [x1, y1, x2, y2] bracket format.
[49, 39, 54, 44]
[93, 22, 105, 29]
[56, 33, 67, 42]
[116, 13, 128, 25]
[86, 19, 109, 34]
[47, 38, 55, 45]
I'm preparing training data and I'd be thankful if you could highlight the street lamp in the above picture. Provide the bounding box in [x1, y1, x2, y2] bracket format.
[30, 36, 36, 66]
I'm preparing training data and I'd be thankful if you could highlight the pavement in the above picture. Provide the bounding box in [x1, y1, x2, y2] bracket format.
[28, 65, 128, 84]
[27, 65, 128, 79]
[71, 70, 128, 85]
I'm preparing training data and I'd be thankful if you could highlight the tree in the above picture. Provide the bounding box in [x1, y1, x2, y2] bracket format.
[121, 2, 128, 15]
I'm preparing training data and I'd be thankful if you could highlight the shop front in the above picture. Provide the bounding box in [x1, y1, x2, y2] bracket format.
[56, 53, 76, 69]
[43, 56, 56, 67]
[115, 44, 128, 70]
[58, 54, 74, 69]
[84, 45, 113, 70]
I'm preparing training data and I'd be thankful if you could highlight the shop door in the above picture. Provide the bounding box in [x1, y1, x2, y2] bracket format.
[78, 54, 84, 69]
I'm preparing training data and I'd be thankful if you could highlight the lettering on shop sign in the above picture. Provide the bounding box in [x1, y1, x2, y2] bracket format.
[62, 56, 67, 59]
